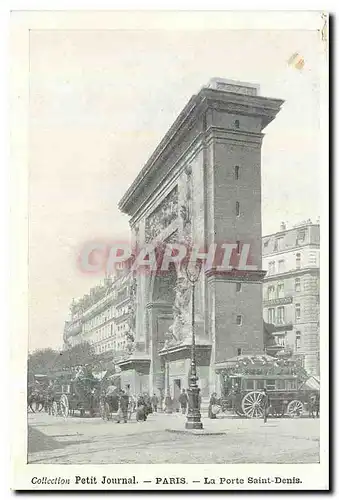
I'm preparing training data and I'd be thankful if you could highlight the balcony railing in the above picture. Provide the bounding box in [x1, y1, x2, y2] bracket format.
[263, 296, 293, 307]
[267, 322, 293, 332]
[64, 322, 82, 337]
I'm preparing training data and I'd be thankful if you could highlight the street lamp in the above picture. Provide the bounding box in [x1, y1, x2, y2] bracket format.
[184, 260, 203, 430]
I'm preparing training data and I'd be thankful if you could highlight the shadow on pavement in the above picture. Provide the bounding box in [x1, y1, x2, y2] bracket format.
[28, 426, 66, 454]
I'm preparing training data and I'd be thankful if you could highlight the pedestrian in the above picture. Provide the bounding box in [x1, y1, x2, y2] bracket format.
[315, 392, 320, 418]
[136, 394, 147, 422]
[208, 392, 218, 419]
[106, 384, 119, 414]
[129, 394, 137, 413]
[151, 393, 159, 412]
[178, 389, 189, 414]
[309, 393, 316, 418]
[117, 390, 129, 423]
[158, 390, 164, 412]
[261, 388, 270, 423]
[144, 393, 153, 416]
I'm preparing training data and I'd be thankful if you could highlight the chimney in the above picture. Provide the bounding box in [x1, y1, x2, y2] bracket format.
[280, 222, 286, 231]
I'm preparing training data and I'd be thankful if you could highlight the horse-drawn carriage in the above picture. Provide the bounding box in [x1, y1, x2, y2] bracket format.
[49, 368, 101, 418]
[214, 354, 319, 419]
[27, 374, 50, 413]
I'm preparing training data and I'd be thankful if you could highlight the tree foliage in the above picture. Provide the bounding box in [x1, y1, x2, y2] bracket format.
[28, 342, 98, 377]
[28, 348, 63, 377]
[59, 342, 97, 368]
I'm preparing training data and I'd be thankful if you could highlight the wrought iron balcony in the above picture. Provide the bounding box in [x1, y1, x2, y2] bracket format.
[263, 295, 293, 307]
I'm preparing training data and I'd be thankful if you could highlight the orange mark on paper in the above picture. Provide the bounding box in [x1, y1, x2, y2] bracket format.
[287, 52, 305, 70]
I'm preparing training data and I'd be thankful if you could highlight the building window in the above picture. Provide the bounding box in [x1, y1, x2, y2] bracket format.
[296, 253, 301, 269]
[234, 166, 239, 180]
[277, 282, 284, 298]
[295, 331, 301, 350]
[274, 238, 283, 252]
[267, 286, 275, 300]
[309, 252, 317, 265]
[278, 259, 285, 273]
[245, 380, 254, 390]
[277, 306, 285, 325]
[295, 303, 301, 321]
[236, 282, 242, 292]
[236, 315, 243, 326]
[236, 201, 240, 216]
[237, 348, 242, 356]
[236, 240, 241, 254]
[268, 308, 275, 324]
[276, 334, 286, 347]
[295, 278, 301, 292]
[268, 261, 276, 275]
[234, 119, 240, 128]
[266, 379, 276, 390]
[296, 230, 306, 245]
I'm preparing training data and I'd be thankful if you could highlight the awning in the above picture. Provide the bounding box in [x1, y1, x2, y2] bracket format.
[300, 376, 320, 390]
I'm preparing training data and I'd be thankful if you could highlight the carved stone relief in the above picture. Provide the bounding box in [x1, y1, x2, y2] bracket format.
[125, 276, 137, 354]
[145, 187, 178, 243]
[180, 165, 193, 244]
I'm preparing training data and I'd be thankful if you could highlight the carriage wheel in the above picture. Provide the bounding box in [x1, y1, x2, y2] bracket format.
[51, 401, 58, 416]
[60, 394, 69, 418]
[287, 400, 304, 418]
[241, 391, 264, 419]
[29, 401, 36, 413]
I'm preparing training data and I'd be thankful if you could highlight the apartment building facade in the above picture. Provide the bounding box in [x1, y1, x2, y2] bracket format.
[63, 272, 133, 359]
[262, 220, 320, 375]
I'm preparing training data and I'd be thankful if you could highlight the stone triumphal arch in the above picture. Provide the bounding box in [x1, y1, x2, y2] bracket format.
[116, 78, 283, 400]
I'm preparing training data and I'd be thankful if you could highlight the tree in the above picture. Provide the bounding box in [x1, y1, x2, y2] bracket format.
[28, 342, 98, 378]
[28, 348, 63, 376]
[60, 342, 97, 368]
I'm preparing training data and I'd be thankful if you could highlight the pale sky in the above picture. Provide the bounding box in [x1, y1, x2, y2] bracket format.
[28, 28, 323, 351]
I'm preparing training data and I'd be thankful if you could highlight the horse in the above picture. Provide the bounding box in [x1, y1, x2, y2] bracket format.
[27, 389, 45, 413]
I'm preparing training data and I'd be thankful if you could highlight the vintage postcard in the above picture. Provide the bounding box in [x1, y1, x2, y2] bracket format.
[10, 10, 329, 491]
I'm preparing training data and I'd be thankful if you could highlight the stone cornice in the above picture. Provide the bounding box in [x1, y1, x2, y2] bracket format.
[146, 302, 173, 310]
[263, 267, 320, 282]
[115, 355, 151, 371]
[158, 342, 211, 358]
[129, 139, 204, 228]
[205, 268, 267, 283]
[119, 96, 207, 216]
[205, 126, 263, 147]
[119, 87, 283, 217]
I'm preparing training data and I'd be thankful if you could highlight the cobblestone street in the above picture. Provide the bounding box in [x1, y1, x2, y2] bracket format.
[28, 411, 320, 464]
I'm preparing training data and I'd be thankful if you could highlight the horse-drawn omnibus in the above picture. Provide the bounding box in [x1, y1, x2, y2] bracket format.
[214, 354, 319, 419]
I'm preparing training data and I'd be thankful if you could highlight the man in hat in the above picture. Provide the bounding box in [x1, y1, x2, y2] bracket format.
[117, 390, 129, 423]
[178, 389, 189, 414]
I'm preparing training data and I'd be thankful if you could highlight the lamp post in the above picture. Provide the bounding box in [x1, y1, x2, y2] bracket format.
[184, 261, 203, 430]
